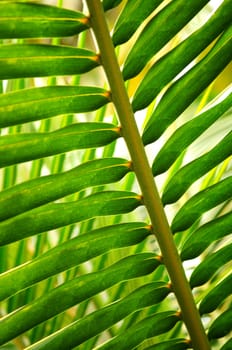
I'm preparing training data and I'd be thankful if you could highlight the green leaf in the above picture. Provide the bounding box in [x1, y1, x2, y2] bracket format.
[142, 25, 232, 145]
[0, 223, 152, 301]
[143, 339, 190, 350]
[103, 0, 123, 11]
[199, 274, 232, 314]
[180, 212, 232, 260]
[96, 311, 180, 349]
[0, 86, 110, 127]
[132, 0, 232, 111]
[0, 344, 17, 350]
[0, 158, 129, 220]
[27, 282, 169, 350]
[0, 0, 230, 348]
[113, 0, 164, 46]
[208, 307, 232, 340]
[0, 44, 100, 79]
[0, 191, 142, 246]
[190, 244, 232, 288]
[0, 253, 160, 345]
[0, 123, 120, 167]
[221, 339, 232, 350]
[152, 90, 232, 175]
[0, 2, 89, 39]
[171, 176, 232, 233]
[162, 131, 232, 204]
[122, 0, 209, 80]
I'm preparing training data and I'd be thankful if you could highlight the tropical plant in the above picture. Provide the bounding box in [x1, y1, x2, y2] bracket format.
[0, 0, 231, 349]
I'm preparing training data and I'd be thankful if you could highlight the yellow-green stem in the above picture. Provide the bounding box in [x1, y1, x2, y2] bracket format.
[85, 1, 210, 349]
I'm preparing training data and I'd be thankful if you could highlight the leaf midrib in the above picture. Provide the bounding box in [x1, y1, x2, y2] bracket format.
[86, 1, 211, 349]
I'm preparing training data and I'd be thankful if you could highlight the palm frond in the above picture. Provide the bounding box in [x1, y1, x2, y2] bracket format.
[0, 1, 231, 349]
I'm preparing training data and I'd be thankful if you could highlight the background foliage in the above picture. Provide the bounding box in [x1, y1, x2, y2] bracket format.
[0, 0, 231, 349]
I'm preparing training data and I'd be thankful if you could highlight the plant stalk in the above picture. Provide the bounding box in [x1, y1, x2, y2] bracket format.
[85, 1, 211, 349]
